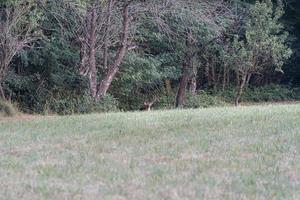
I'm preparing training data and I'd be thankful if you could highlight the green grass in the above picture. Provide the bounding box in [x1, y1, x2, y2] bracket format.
[0, 104, 300, 199]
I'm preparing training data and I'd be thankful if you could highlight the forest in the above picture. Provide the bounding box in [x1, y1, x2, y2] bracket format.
[1, 0, 300, 115]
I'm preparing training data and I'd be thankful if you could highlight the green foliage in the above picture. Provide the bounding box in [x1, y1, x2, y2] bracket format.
[244, 85, 293, 102]
[0, 100, 17, 117]
[156, 91, 225, 110]
[291, 87, 300, 100]
[219, 84, 295, 102]
[156, 94, 176, 109]
[227, 0, 292, 73]
[113, 52, 171, 111]
[46, 94, 119, 115]
[184, 91, 225, 109]
[85, 95, 119, 114]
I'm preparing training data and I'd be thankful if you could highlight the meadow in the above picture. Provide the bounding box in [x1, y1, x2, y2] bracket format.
[0, 104, 300, 199]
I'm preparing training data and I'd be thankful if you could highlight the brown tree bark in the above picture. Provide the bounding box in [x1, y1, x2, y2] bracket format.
[235, 73, 247, 106]
[103, 0, 114, 71]
[245, 73, 252, 88]
[0, 82, 5, 100]
[165, 79, 172, 95]
[189, 61, 197, 95]
[176, 61, 190, 107]
[205, 62, 211, 87]
[236, 70, 240, 87]
[88, 4, 98, 98]
[176, 30, 193, 107]
[189, 77, 197, 95]
[222, 65, 227, 92]
[211, 63, 217, 92]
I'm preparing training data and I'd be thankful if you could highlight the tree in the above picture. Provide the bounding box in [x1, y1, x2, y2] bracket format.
[227, 0, 292, 105]
[0, 1, 40, 99]
[166, 0, 234, 107]
[53, 0, 164, 100]
[281, 0, 300, 86]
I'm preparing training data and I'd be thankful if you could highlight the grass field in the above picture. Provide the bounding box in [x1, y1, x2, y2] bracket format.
[0, 104, 300, 199]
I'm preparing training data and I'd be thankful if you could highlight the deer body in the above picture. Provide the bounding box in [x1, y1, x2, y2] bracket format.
[140, 99, 157, 111]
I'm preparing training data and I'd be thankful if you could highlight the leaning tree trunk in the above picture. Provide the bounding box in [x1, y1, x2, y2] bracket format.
[97, 67, 119, 98]
[176, 30, 193, 107]
[97, 1, 130, 99]
[245, 73, 252, 88]
[235, 73, 247, 106]
[0, 63, 8, 100]
[0, 82, 5, 100]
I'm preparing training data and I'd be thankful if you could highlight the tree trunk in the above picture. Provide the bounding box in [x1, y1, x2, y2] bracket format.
[189, 77, 197, 95]
[205, 62, 211, 87]
[165, 79, 172, 95]
[0, 82, 5, 100]
[235, 73, 247, 106]
[222, 65, 227, 92]
[176, 61, 190, 107]
[211, 63, 217, 92]
[176, 29, 193, 107]
[97, 67, 119, 98]
[188, 58, 197, 95]
[97, 1, 130, 99]
[103, 0, 114, 71]
[88, 5, 98, 97]
[245, 73, 252, 88]
[236, 70, 240, 87]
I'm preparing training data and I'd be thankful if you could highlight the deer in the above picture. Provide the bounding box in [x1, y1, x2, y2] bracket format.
[140, 98, 157, 111]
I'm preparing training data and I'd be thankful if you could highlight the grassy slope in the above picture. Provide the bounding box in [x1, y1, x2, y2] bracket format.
[0, 104, 300, 199]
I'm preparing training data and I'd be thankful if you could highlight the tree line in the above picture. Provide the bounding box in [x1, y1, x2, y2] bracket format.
[0, 0, 298, 114]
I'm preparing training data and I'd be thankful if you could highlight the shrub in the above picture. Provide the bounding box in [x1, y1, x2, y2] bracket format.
[244, 85, 293, 102]
[47, 94, 119, 115]
[155, 93, 176, 109]
[155, 91, 225, 110]
[291, 87, 300, 100]
[80, 94, 119, 114]
[0, 100, 17, 117]
[219, 84, 295, 103]
[184, 91, 225, 109]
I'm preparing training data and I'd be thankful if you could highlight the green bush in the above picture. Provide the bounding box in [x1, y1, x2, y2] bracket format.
[81, 94, 119, 114]
[184, 91, 225, 109]
[0, 100, 17, 117]
[291, 87, 300, 100]
[47, 94, 119, 115]
[155, 93, 176, 109]
[219, 84, 295, 103]
[244, 85, 293, 102]
[155, 91, 225, 110]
